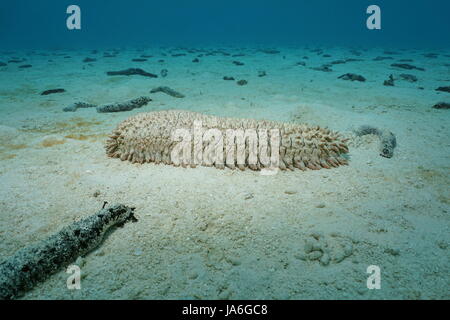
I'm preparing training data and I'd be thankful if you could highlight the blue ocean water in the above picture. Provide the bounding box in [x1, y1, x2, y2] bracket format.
[1, 0, 449, 49]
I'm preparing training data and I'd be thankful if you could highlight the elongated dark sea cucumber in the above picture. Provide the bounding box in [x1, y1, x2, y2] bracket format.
[106, 110, 350, 171]
[96, 96, 152, 113]
[354, 125, 397, 158]
[0, 205, 136, 300]
[63, 102, 97, 112]
[106, 68, 158, 78]
[150, 86, 185, 98]
[41, 88, 66, 96]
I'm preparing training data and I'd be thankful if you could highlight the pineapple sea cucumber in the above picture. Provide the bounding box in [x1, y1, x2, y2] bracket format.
[106, 110, 350, 171]
[0, 205, 136, 300]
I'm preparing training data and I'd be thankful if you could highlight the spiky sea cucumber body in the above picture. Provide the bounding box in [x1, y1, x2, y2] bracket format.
[106, 110, 349, 171]
[0, 205, 136, 300]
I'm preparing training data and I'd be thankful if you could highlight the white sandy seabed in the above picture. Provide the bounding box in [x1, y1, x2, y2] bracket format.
[0, 46, 448, 300]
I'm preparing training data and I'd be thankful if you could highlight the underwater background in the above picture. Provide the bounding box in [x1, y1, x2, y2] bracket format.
[0, 0, 449, 300]
[2, 0, 450, 49]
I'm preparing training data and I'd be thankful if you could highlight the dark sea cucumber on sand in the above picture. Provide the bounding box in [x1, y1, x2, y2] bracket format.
[237, 80, 248, 86]
[0, 205, 136, 300]
[399, 74, 418, 82]
[233, 61, 245, 66]
[373, 56, 393, 61]
[423, 53, 438, 58]
[41, 88, 66, 96]
[432, 102, 450, 109]
[435, 86, 450, 93]
[150, 86, 185, 98]
[338, 73, 366, 82]
[258, 71, 267, 77]
[96, 96, 152, 113]
[106, 68, 157, 78]
[259, 49, 280, 54]
[223, 76, 235, 81]
[345, 58, 364, 63]
[83, 57, 96, 63]
[330, 60, 346, 65]
[0, 62, 6, 67]
[383, 74, 395, 86]
[391, 63, 425, 71]
[63, 102, 97, 112]
[132, 58, 147, 62]
[312, 65, 333, 72]
[354, 125, 397, 158]
[19, 64, 32, 69]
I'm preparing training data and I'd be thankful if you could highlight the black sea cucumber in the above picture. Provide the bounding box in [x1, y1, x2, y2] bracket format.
[338, 73, 366, 82]
[41, 89, 66, 96]
[106, 68, 157, 78]
[432, 102, 450, 109]
[150, 86, 185, 98]
[391, 63, 425, 71]
[0, 205, 136, 300]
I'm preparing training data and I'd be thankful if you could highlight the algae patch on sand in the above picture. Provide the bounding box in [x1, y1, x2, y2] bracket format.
[0, 143, 27, 160]
[21, 117, 104, 136]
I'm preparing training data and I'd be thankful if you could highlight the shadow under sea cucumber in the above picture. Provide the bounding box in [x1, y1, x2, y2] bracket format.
[354, 125, 397, 158]
[106, 110, 350, 171]
[0, 205, 136, 300]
